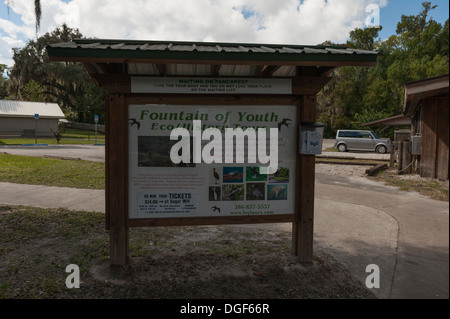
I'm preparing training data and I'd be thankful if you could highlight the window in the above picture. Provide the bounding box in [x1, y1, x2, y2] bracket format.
[338, 131, 358, 138]
[359, 132, 372, 139]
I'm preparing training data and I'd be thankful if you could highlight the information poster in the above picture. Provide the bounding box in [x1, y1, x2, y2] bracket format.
[131, 77, 292, 95]
[128, 104, 297, 219]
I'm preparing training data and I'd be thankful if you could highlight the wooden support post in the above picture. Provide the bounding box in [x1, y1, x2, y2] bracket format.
[398, 141, 404, 173]
[390, 152, 395, 168]
[401, 141, 412, 175]
[292, 95, 316, 263]
[106, 94, 129, 266]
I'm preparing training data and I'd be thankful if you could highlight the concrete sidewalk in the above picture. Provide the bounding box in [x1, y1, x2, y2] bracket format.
[315, 180, 449, 299]
[0, 144, 105, 162]
[0, 177, 448, 299]
[0, 182, 105, 213]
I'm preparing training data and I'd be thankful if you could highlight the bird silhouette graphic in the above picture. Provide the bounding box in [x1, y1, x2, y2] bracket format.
[129, 118, 140, 130]
[211, 206, 221, 213]
[278, 118, 292, 132]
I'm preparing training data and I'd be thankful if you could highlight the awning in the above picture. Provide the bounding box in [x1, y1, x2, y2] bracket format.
[362, 114, 411, 127]
[403, 74, 449, 117]
[47, 39, 378, 94]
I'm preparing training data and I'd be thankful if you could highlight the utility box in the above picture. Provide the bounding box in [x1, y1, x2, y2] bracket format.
[412, 135, 422, 155]
[299, 122, 324, 155]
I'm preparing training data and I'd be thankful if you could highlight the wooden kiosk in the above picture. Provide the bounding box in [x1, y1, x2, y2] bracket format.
[47, 40, 377, 266]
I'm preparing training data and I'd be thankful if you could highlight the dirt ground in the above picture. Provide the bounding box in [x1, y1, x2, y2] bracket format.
[91, 226, 376, 299]
[0, 205, 375, 300]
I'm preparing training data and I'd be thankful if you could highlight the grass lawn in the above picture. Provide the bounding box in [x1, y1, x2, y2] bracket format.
[0, 129, 105, 145]
[0, 153, 104, 189]
[369, 168, 449, 202]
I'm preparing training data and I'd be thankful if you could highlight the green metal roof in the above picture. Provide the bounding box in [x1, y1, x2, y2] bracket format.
[47, 38, 378, 66]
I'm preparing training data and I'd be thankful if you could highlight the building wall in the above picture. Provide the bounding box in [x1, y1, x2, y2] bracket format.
[420, 96, 449, 180]
[0, 117, 59, 138]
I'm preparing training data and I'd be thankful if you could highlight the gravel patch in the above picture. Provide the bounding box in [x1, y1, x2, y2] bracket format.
[316, 163, 368, 177]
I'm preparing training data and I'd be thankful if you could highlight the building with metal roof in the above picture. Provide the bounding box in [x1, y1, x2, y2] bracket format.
[0, 100, 65, 138]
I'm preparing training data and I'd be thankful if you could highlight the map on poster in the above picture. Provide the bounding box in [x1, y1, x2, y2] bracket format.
[128, 104, 297, 219]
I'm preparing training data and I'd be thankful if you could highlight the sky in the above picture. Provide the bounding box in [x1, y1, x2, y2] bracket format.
[0, 0, 449, 68]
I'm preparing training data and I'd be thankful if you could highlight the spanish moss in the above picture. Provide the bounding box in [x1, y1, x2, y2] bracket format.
[35, 0, 42, 35]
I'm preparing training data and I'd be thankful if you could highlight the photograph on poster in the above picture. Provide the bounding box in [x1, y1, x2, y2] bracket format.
[208, 186, 221, 201]
[246, 166, 268, 182]
[138, 136, 195, 168]
[209, 167, 222, 185]
[268, 167, 290, 183]
[223, 167, 244, 183]
[222, 184, 245, 201]
[267, 184, 288, 200]
[246, 183, 266, 201]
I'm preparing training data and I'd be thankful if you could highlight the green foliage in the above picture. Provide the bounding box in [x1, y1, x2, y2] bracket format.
[318, 2, 449, 138]
[21, 79, 44, 102]
[50, 122, 65, 144]
[349, 26, 383, 50]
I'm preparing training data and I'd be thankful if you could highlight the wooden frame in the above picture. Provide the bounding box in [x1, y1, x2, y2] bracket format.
[126, 97, 297, 226]
[106, 93, 129, 266]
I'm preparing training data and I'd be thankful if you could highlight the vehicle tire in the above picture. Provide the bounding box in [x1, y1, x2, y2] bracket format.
[337, 144, 347, 152]
[376, 145, 387, 154]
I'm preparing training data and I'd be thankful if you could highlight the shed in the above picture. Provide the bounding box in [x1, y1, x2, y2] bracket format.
[0, 100, 65, 138]
[47, 39, 378, 266]
[403, 74, 449, 180]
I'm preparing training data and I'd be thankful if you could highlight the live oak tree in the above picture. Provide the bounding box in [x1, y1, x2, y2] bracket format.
[5, 1, 105, 123]
[7, 24, 106, 123]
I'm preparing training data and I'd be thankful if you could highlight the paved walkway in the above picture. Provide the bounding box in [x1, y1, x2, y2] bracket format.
[0, 144, 105, 162]
[0, 174, 448, 299]
[314, 176, 449, 299]
[0, 182, 105, 213]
